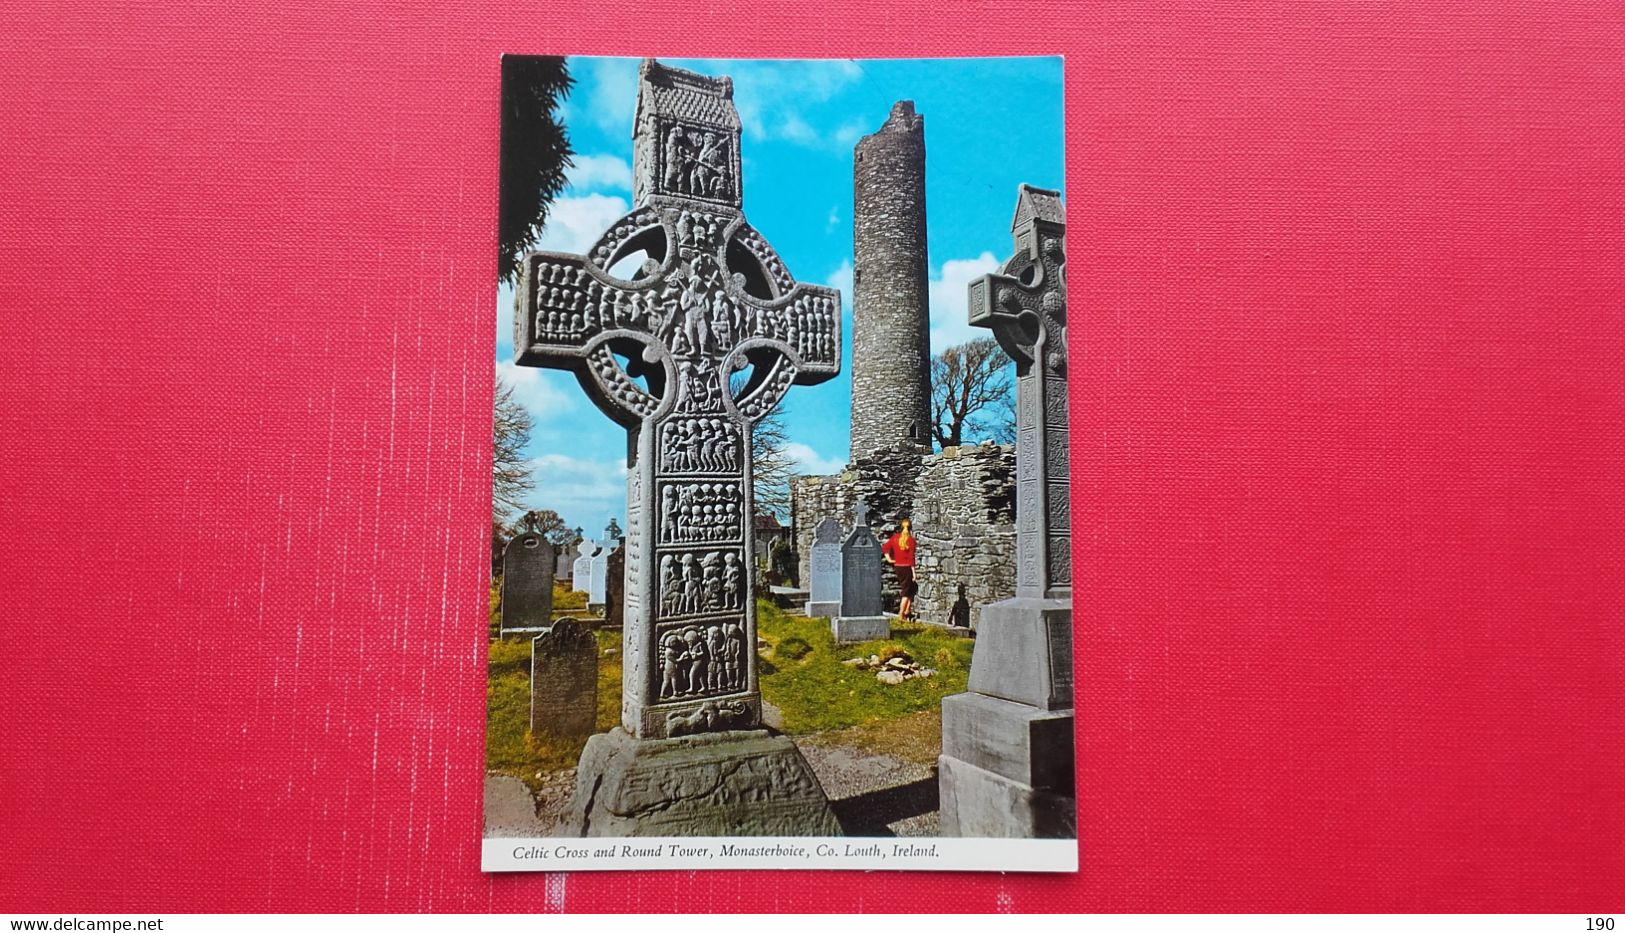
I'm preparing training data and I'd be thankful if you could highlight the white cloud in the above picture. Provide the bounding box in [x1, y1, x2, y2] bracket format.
[693, 58, 864, 149]
[536, 193, 630, 254]
[562, 57, 864, 152]
[495, 359, 575, 419]
[784, 441, 847, 477]
[521, 452, 630, 534]
[496, 280, 517, 354]
[928, 252, 1004, 354]
[824, 260, 853, 312]
[565, 153, 632, 193]
[566, 57, 639, 134]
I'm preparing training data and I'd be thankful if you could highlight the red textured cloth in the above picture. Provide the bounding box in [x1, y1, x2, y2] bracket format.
[2, 0, 1622, 914]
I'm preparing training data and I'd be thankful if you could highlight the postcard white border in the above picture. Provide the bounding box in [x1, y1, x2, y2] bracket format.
[482, 836, 1078, 873]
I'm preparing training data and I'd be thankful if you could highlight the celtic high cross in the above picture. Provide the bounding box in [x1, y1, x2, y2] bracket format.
[968, 184, 1069, 600]
[514, 59, 841, 739]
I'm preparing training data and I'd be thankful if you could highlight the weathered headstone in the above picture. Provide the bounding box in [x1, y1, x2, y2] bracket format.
[529, 619, 598, 739]
[571, 540, 600, 594]
[500, 530, 556, 634]
[832, 500, 889, 644]
[556, 541, 579, 583]
[515, 59, 842, 836]
[803, 516, 844, 618]
[940, 184, 1075, 838]
[587, 544, 611, 610]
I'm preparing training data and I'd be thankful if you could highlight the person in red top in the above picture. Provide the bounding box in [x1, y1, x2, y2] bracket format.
[882, 518, 919, 621]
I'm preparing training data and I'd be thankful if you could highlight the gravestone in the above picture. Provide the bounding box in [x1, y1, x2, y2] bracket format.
[803, 516, 844, 618]
[556, 541, 579, 583]
[587, 544, 611, 610]
[832, 500, 889, 644]
[572, 540, 600, 594]
[604, 546, 625, 627]
[940, 185, 1075, 838]
[500, 529, 555, 634]
[514, 59, 841, 836]
[530, 619, 597, 739]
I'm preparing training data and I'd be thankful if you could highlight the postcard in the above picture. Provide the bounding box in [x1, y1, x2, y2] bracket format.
[484, 55, 1073, 872]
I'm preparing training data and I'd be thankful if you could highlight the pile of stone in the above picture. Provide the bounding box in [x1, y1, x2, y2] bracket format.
[841, 651, 936, 685]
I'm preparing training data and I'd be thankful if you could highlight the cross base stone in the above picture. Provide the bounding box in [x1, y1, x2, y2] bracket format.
[966, 597, 1073, 710]
[937, 595, 1077, 837]
[831, 615, 890, 645]
[937, 754, 1077, 839]
[568, 727, 842, 837]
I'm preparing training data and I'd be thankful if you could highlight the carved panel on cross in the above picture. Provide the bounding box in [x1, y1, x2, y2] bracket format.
[659, 416, 742, 473]
[656, 619, 749, 701]
[656, 548, 746, 618]
[656, 119, 739, 205]
[656, 482, 744, 544]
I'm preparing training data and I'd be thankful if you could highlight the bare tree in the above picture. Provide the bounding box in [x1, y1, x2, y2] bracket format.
[751, 407, 795, 522]
[931, 337, 1015, 448]
[493, 374, 536, 520]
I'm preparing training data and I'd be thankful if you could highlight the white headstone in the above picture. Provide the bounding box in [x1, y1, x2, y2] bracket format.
[588, 544, 611, 607]
[572, 540, 600, 593]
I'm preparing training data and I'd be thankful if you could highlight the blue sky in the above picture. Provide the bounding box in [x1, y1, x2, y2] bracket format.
[497, 56, 1064, 536]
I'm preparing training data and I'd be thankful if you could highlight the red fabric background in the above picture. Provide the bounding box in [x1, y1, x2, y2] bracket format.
[2, 0, 1621, 913]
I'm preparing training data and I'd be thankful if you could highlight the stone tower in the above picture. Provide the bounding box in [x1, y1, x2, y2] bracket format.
[850, 100, 932, 461]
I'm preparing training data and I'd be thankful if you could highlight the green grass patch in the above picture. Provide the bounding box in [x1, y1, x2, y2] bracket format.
[553, 581, 588, 612]
[485, 627, 621, 793]
[485, 600, 976, 786]
[756, 601, 973, 734]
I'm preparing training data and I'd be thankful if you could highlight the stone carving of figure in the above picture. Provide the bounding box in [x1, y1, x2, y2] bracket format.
[681, 553, 703, 613]
[722, 551, 742, 609]
[681, 273, 712, 354]
[706, 626, 725, 691]
[660, 632, 685, 698]
[693, 132, 727, 196]
[723, 622, 745, 690]
[701, 551, 722, 609]
[710, 289, 733, 348]
[660, 554, 679, 615]
[663, 126, 687, 192]
[684, 629, 709, 693]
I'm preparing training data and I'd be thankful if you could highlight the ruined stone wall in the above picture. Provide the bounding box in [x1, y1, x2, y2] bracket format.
[909, 443, 1017, 630]
[790, 441, 1017, 629]
[850, 101, 932, 460]
[791, 472, 855, 588]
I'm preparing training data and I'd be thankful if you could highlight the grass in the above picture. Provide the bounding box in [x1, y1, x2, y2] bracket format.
[485, 622, 621, 793]
[484, 597, 976, 788]
[756, 601, 973, 735]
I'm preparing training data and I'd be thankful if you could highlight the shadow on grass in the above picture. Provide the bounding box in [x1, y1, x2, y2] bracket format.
[829, 776, 940, 837]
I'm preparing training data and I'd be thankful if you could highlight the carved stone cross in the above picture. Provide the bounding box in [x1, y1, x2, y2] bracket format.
[514, 59, 841, 740]
[968, 184, 1068, 600]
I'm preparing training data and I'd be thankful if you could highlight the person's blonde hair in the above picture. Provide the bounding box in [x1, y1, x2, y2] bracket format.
[898, 518, 913, 547]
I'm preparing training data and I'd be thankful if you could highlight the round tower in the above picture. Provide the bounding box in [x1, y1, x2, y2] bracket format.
[850, 100, 932, 461]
